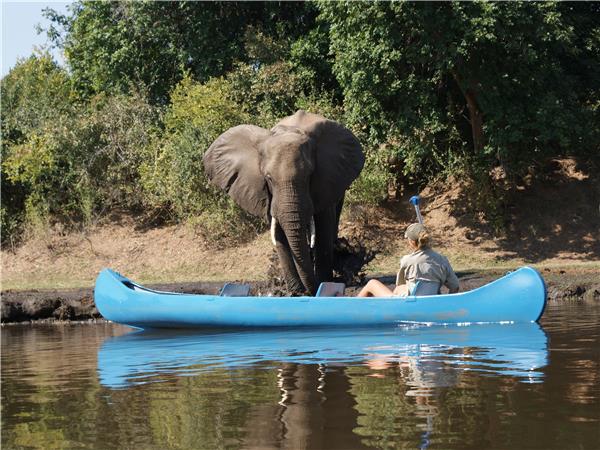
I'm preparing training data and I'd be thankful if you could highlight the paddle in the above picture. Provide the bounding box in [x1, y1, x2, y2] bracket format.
[409, 195, 424, 224]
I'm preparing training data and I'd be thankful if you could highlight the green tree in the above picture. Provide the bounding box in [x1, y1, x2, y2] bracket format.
[3, 83, 159, 234]
[1, 53, 73, 144]
[6, 1, 597, 245]
[1, 53, 74, 242]
[320, 1, 599, 182]
[289, 23, 340, 95]
[228, 23, 343, 128]
[44, 1, 322, 104]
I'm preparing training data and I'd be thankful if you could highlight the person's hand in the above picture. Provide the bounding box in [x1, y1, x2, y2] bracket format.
[393, 285, 408, 296]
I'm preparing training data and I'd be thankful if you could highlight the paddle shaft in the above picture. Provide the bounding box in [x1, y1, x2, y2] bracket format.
[409, 195, 424, 224]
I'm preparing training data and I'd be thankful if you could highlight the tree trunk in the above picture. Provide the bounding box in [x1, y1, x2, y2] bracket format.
[452, 70, 485, 154]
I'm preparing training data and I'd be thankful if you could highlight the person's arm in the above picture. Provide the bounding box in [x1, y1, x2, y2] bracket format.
[396, 270, 404, 286]
[443, 256, 460, 293]
[396, 256, 408, 286]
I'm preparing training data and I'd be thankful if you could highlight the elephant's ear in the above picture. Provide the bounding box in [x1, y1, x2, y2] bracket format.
[276, 110, 365, 212]
[203, 125, 271, 218]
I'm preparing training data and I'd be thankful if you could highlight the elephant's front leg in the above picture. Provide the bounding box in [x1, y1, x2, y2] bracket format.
[274, 223, 310, 294]
[313, 207, 337, 284]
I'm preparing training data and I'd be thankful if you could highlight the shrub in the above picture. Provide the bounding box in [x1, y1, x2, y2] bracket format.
[2, 84, 160, 236]
[81, 90, 161, 211]
[139, 74, 264, 240]
[1, 53, 75, 242]
[346, 146, 394, 206]
[3, 118, 95, 229]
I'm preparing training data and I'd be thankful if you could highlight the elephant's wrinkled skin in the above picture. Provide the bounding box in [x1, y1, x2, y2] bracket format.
[203, 110, 364, 294]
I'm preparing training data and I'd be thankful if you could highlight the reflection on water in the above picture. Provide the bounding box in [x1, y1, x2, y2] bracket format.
[2, 303, 599, 449]
[97, 323, 548, 388]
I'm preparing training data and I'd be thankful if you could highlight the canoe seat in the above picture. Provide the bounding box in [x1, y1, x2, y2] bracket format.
[315, 282, 346, 297]
[219, 283, 251, 297]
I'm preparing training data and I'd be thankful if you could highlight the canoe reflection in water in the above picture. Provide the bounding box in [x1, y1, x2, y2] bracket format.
[98, 323, 548, 449]
[98, 323, 547, 389]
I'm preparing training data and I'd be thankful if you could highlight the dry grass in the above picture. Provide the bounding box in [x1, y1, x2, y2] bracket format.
[1, 219, 274, 290]
[2, 216, 598, 291]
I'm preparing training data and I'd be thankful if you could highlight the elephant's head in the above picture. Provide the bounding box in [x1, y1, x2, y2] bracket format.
[203, 110, 364, 294]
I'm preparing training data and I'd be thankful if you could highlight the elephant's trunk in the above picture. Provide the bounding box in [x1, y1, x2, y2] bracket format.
[279, 215, 316, 295]
[273, 216, 315, 249]
[274, 183, 316, 295]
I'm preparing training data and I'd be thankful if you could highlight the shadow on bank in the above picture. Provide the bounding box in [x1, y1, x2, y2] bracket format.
[432, 158, 599, 263]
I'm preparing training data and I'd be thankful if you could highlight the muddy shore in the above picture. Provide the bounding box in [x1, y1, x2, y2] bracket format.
[2, 269, 598, 324]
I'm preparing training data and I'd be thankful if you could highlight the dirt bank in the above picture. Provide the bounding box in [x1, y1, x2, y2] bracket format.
[1, 280, 220, 323]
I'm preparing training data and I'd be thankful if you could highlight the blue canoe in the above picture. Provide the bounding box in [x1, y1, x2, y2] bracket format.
[94, 266, 546, 329]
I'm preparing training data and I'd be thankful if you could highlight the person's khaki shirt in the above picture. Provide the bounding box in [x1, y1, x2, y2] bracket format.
[396, 247, 459, 294]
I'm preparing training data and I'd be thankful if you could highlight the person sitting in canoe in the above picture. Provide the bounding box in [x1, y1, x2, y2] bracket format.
[357, 223, 459, 297]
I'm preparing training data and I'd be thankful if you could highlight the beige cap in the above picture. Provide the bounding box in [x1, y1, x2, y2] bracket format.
[404, 223, 426, 241]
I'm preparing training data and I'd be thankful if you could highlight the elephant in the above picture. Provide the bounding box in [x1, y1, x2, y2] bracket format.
[203, 110, 365, 295]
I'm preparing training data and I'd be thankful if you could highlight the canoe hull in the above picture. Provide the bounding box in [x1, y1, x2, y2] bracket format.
[94, 267, 546, 329]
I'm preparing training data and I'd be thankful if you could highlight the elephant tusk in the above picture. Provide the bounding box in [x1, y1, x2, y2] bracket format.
[310, 217, 316, 249]
[271, 217, 277, 246]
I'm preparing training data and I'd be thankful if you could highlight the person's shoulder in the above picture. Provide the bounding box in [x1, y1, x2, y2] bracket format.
[426, 247, 451, 263]
[400, 250, 419, 265]
[437, 251, 451, 263]
[435, 251, 455, 271]
[423, 247, 442, 258]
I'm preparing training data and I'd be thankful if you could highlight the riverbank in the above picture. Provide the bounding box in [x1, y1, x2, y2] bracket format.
[2, 215, 598, 323]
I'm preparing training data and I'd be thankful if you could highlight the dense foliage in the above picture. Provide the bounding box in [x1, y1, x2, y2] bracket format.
[321, 1, 599, 178]
[2, 1, 598, 244]
[46, 1, 321, 104]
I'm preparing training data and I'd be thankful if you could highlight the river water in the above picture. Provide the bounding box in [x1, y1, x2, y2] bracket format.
[2, 302, 599, 449]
